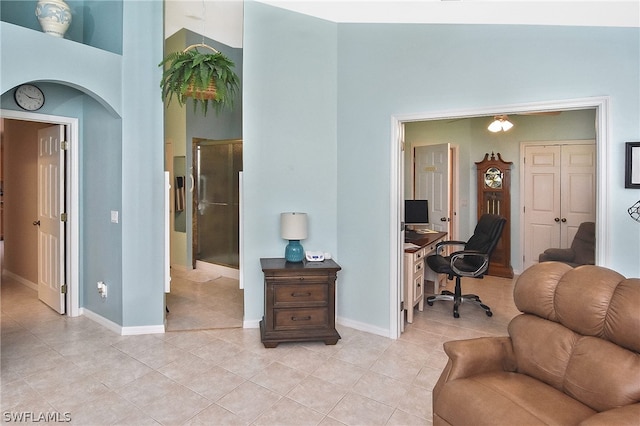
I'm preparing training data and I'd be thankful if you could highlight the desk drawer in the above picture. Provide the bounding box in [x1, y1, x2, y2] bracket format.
[412, 248, 426, 262]
[274, 284, 327, 307]
[274, 307, 328, 329]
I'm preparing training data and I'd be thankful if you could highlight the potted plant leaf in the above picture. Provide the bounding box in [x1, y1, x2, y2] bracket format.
[159, 43, 240, 115]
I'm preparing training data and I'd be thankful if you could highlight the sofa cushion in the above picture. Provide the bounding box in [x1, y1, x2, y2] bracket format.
[510, 314, 640, 412]
[564, 336, 640, 412]
[434, 371, 596, 426]
[509, 315, 576, 391]
[514, 263, 640, 353]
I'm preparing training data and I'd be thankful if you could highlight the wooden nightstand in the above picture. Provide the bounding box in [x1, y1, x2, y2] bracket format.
[259, 258, 341, 348]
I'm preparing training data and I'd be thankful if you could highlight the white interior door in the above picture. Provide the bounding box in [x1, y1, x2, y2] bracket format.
[560, 144, 596, 245]
[523, 142, 595, 269]
[414, 144, 450, 233]
[524, 145, 562, 269]
[37, 125, 65, 314]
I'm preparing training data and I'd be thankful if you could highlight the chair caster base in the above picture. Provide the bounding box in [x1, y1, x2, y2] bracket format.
[426, 290, 493, 318]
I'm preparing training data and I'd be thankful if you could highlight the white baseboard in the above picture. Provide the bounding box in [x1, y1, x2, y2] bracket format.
[243, 319, 260, 328]
[337, 316, 391, 339]
[196, 260, 239, 280]
[3, 270, 37, 291]
[81, 308, 165, 335]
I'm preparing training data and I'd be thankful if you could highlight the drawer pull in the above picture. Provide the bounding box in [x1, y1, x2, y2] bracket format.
[291, 316, 311, 321]
[291, 292, 312, 297]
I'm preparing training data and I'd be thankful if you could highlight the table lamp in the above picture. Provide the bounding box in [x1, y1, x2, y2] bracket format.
[280, 212, 308, 262]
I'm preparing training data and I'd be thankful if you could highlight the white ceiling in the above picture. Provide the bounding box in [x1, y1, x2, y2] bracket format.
[165, 1, 640, 48]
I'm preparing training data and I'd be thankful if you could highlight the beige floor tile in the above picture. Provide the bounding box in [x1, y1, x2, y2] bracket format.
[1, 245, 520, 425]
[184, 403, 249, 426]
[328, 392, 394, 426]
[250, 361, 308, 395]
[216, 381, 281, 421]
[387, 408, 432, 425]
[311, 357, 367, 388]
[351, 370, 410, 407]
[286, 376, 347, 415]
[142, 385, 212, 425]
[253, 397, 325, 426]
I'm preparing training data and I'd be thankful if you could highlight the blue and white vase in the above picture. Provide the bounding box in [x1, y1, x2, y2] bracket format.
[35, 0, 72, 38]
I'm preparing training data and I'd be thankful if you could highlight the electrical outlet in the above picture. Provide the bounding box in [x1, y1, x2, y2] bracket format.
[97, 281, 107, 298]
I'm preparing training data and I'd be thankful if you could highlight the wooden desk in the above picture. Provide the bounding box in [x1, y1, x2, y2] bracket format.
[404, 231, 447, 323]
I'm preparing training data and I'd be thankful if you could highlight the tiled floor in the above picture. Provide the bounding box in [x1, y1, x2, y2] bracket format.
[1, 267, 518, 425]
[166, 268, 243, 331]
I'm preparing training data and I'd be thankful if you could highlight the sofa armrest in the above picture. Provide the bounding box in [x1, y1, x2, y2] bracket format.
[433, 337, 517, 400]
[579, 404, 640, 426]
[539, 248, 575, 263]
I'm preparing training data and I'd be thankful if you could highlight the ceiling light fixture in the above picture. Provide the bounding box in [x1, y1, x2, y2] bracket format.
[488, 115, 514, 132]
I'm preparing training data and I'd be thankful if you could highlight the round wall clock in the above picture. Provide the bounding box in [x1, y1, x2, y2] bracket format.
[484, 167, 503, 188]
[14, 84, 45, 111]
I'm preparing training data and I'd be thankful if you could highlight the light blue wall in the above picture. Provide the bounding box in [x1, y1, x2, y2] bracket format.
[0, 0, 123, 54]
[243, 2, 338, 323]
[244, 4, 640, 334]
[82, 97, 123, 323]
[120, 0, 164, 327]
[404, 109, 597, 273]
[1, 1, 164, 328]
[337, 23, 639, 330]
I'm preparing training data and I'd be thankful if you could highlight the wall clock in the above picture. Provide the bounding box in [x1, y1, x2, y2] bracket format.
[14, 84, 45, 111]
[476, 152, 513, 278]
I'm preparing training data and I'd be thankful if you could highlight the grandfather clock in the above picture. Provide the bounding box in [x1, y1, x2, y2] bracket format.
[475, 152, 513, 278]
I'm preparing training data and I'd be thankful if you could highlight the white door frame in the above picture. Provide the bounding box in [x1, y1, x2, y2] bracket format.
[390, 96, 610, 339]
[1, 109, 79, 317]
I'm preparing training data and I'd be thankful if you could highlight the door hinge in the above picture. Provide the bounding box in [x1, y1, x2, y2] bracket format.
[61, 284, 67, 294]
[61, 213, 68, 222]
[61, 140, 69, 150]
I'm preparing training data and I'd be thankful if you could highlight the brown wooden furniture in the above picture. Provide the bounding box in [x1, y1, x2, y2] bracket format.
[475, 152, 513, 278]
[260, 258, 341, 348]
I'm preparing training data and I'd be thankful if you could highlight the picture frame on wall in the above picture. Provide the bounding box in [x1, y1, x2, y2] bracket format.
[625, 142, 640, 189]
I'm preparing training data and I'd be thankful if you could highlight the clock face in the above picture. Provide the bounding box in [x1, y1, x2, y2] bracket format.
[484, 167, 503, 188]
[14, 84, 45, 111]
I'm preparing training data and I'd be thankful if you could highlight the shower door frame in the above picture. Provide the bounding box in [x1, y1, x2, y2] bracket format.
[192, 138, 243, 269]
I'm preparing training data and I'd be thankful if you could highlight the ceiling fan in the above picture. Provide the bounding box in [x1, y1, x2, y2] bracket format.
[447, 110, 562, 125]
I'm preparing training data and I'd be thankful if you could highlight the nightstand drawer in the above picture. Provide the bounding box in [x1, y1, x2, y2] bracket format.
[265, 274, 327, 284]
[274, 307, 328, 329]
[274, 284, 327, 307]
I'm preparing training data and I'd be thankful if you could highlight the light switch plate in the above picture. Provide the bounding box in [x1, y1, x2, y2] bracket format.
[111, 210, 119, 223]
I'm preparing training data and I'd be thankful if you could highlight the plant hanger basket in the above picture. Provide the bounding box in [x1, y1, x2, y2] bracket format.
[182, 43, 218, 100]
[159, 42, 239, 115]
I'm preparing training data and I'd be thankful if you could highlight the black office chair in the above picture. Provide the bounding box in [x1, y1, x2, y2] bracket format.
[426, 214, 506, 318]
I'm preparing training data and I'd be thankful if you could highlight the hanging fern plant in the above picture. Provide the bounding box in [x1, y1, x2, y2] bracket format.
[159, 44, 240, 116]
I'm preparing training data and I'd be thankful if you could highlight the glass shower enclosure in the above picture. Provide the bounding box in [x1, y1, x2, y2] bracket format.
[192, 139, 242, 268]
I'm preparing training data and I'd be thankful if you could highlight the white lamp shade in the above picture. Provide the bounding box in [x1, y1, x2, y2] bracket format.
[488, 119, 503, 132]
[280, 212, 308, 240]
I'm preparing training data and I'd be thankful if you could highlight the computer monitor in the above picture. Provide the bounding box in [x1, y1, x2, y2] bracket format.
[405, 199, 429, 225]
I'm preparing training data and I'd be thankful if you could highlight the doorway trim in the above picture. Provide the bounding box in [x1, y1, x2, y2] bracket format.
[390, 96, 610, 339]
[1, 109, 79, 317]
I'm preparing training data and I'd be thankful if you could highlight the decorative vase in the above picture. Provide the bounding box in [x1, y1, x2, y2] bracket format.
[35, 0, 72, 38]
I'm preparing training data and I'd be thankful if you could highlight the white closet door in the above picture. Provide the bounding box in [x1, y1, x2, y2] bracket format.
[523, 143, 595, 270]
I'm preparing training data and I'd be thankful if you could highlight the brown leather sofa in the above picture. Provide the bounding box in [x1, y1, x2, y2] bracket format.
[432, 262, 640, 426]
[539, 221, 596, 267]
